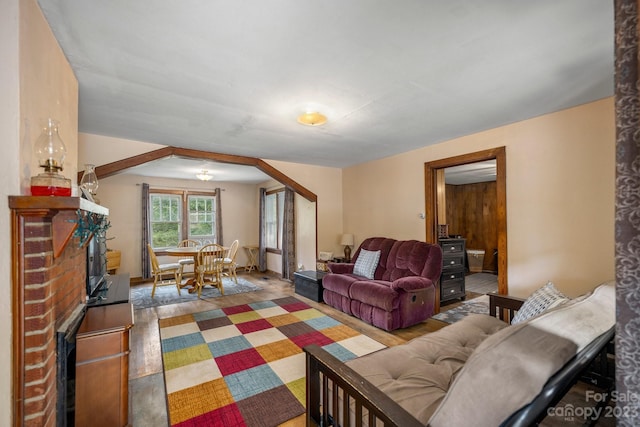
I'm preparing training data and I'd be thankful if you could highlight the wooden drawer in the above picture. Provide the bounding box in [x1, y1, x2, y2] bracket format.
[441, 269, 464, 285]
[442, 255, 464, 269]
[441, 280, 465, 301]
[76, 332, 127, 362]
[441, 240, 465, 254]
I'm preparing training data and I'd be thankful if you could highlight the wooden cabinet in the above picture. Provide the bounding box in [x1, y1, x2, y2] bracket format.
[439, 238, 466, 302]
[75, 303, 134, 427]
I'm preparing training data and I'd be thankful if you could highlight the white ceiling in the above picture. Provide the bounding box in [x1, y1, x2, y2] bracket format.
[445, 160, 496, 185]
[124, 156, 271, 183]
[39, 1, 614, 177]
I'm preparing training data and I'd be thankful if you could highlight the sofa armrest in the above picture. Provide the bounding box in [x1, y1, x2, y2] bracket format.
[488, 294, 525, 323]
[502, 327, 615, 426]
[327, 262, 355, 274]
[304, 344, 423, 427]
[390, 276, 434, 292]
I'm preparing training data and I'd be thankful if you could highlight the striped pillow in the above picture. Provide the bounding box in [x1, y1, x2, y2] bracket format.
[353, 249, 381, 279]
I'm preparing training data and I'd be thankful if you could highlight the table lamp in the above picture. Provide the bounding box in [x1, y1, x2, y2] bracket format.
[341, 233, 354, 262]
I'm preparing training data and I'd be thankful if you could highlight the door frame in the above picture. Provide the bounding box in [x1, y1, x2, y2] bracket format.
[424, 147, 507, 311]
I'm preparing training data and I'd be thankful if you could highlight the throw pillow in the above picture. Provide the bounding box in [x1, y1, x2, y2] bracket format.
[511, 281, 569, 324]
[353, 249, 381, 279]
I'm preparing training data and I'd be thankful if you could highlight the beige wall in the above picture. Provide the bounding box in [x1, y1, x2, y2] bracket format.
[343, 98, 615, 298]
[79, 132, 166, 165]
[20, 0, 78, 193]
[295, 196, 317, 271]
[1, 1, 79, 424]
[2, 1, 20, 423]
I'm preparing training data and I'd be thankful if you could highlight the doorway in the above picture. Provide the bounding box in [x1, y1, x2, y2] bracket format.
[424, 147, 507, 311]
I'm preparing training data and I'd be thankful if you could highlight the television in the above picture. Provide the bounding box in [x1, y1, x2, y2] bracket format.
[86, 234, 107, 297]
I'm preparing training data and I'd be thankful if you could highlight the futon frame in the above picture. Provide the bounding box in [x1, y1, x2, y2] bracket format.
[304, 294, 614, 427]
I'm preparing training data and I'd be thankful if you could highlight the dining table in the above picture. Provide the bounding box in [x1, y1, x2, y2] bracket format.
[164, 245, 227, 291]
[164, 246, 200, 289]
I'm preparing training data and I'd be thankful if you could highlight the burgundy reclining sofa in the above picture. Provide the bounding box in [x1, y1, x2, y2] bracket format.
[323, 237, 443, 331]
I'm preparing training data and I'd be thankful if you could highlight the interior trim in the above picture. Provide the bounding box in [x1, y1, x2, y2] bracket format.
[424, 146, 507, 312]
[76, 146, 317, 202]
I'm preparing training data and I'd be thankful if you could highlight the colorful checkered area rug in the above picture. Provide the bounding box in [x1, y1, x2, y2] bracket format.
[159, 296, 386, 427]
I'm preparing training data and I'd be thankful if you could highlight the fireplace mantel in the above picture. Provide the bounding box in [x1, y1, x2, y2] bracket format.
[8, 195, 108, 214]
[9, 196, 109, 258]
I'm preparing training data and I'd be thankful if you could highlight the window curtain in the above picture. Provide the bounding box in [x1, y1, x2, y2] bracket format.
[614, 1, 640, 424]
[141, 183, 150, 279]
[281, 188, 296, 281]
[258, 188, 267, 272]
[215, 188, 223, 244]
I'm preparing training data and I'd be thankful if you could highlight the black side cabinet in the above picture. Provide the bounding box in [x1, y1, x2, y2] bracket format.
[439, 238, 466, 302]
[294, 270, 326, 302]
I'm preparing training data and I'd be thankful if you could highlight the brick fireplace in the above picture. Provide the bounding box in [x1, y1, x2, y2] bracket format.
[10, 197, 108, 427]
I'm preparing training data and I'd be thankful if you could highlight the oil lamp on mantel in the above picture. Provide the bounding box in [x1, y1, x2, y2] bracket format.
[30, 118, 72, 196]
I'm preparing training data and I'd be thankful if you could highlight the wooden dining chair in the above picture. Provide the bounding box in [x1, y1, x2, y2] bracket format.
[221, 239, 239, 284]
[177, 239, 199, 278]
[195, 243, 226, 297]
[147, 244, 182, 298]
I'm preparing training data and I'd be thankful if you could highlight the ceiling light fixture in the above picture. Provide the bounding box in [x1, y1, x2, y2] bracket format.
[297, 111, 327, 126]
[196, 170, 212, 181]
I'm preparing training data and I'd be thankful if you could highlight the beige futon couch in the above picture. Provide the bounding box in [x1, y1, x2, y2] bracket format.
[305, 281, 615, 427]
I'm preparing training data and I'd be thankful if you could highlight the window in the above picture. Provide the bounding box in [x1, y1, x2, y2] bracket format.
[150, 194, 182, 248]
[149, 190, 216, 249]
[265, 189, 284, 251]
[188, 195, 215, 239]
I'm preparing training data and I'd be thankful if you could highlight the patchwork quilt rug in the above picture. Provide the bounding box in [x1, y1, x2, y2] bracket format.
[159, 296, 386, 426]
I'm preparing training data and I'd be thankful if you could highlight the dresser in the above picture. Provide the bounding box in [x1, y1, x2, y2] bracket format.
[439, 238, 466, 302]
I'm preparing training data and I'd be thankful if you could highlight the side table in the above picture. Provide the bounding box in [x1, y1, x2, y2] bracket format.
[294, 270, 326, 302]
[243, 245, 258, 272]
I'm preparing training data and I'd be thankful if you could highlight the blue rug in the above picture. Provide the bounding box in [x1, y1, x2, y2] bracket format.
[432, 295, 489, 324]
[131, 277, 262, 310]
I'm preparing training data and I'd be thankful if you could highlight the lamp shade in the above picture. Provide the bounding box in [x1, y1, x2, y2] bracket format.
[297, 111, 327, 126]
[35, 118, 66, 172]
[340, 234, 354, 246]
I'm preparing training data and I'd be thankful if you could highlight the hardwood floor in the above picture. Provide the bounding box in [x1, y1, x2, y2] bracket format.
[128, 272, 614, 427]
